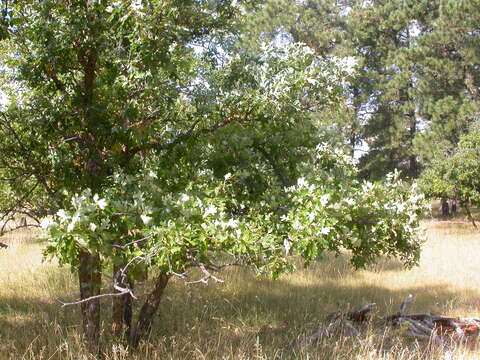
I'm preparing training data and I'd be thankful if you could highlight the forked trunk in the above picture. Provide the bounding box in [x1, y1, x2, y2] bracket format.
[78, 251, 102, 353]
[112, 264, 134, 339]
[130, 271, 169, 347]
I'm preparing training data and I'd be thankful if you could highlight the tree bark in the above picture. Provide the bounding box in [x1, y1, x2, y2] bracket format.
[111, 264, 134, 339]
[441, 198, 450, 217]
[78, 251, 102, 353]
[450, 199, 457, 214]
[350, 86, 361, 159]
[130, 271, 169, 347]
[409, 154, 418, 178]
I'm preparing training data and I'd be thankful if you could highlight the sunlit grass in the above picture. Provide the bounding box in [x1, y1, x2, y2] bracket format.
[0, 222, 479, 359]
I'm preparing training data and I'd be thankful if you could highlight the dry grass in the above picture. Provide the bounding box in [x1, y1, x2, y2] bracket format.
[1, 222, 480, 360]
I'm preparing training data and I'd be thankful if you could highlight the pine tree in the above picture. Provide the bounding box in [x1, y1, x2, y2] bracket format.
[349, 0, 436, 179]
[241, 1, 479, 181]
[412, 0, 480, 165]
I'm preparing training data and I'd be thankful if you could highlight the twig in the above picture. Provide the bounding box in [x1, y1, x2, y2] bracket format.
[170, 270, 187, 279]
[326, 303, 376, 322]
[57, 290, 131, 307]
[113, 284, 137, 299]
[300, 295, 480, 354]
[185, 263, 225, 285]
[58, 252, 142, 308]
[112, 234, 153, 249]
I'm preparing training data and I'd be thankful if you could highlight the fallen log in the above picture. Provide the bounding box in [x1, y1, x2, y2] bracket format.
[304, 303, 375, 348]
[304, 294, 480, 350]
[326, 303, 376, 323]
[387, 295, 480, 344]
[306, 317, 342, 345]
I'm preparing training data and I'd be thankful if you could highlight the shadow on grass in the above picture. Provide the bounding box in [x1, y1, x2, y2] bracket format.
[148, 255, 480, 357]
[0, 296, 81, 351]
[1, 252, 479, 359]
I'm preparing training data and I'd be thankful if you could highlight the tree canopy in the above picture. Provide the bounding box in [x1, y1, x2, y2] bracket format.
[0, 0, 427, 350]
[420, 122, 480, 225]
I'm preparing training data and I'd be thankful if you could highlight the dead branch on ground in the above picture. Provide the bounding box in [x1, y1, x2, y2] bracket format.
[303, 294, 480, 351]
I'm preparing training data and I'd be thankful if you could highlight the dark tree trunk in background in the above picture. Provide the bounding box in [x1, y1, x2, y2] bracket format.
[350, 86, 361, 159]
[450, 199, 457, 214]
[78, 251, 102, 353]
[130, 271, 169, 347]
[441, 198, 450, 217]
[409, 154, 418, 178]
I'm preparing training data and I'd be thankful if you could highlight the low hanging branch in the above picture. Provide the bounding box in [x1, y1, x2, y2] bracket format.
[57, 290, 132, 308]
[56, 251, 244, 307]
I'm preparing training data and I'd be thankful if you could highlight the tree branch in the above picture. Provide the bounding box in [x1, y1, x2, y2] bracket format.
[57, 290, 131, 308]
[185, 263, 225, 285]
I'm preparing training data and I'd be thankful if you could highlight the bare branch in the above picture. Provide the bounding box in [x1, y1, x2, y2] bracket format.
[112, 234, 153, 249]
[185, 263, 225, 285]
[169, 270, 187, 279]
[399, 294, 414, 316]
[399, 317, 434, 335]
[57, 290, 131, 308]
[0, 223, 40, 236]
[306, 317, 342, 344]
[58, 252, 142, 308]
[113, 284, 137, 300]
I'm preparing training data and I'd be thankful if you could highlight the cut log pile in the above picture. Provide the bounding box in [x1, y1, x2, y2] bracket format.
[306, 294, 480, 348]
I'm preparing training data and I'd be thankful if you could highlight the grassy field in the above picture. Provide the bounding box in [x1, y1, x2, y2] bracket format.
[1, 221, 480, 360]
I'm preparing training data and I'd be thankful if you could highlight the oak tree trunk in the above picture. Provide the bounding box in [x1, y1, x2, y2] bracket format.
[130, 271, 169, 347]
[112, 264, 134, 339]
[78, 251, 102, 353]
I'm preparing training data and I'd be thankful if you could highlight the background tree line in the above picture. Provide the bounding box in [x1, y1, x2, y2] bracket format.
[242, 0, 479, 182]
